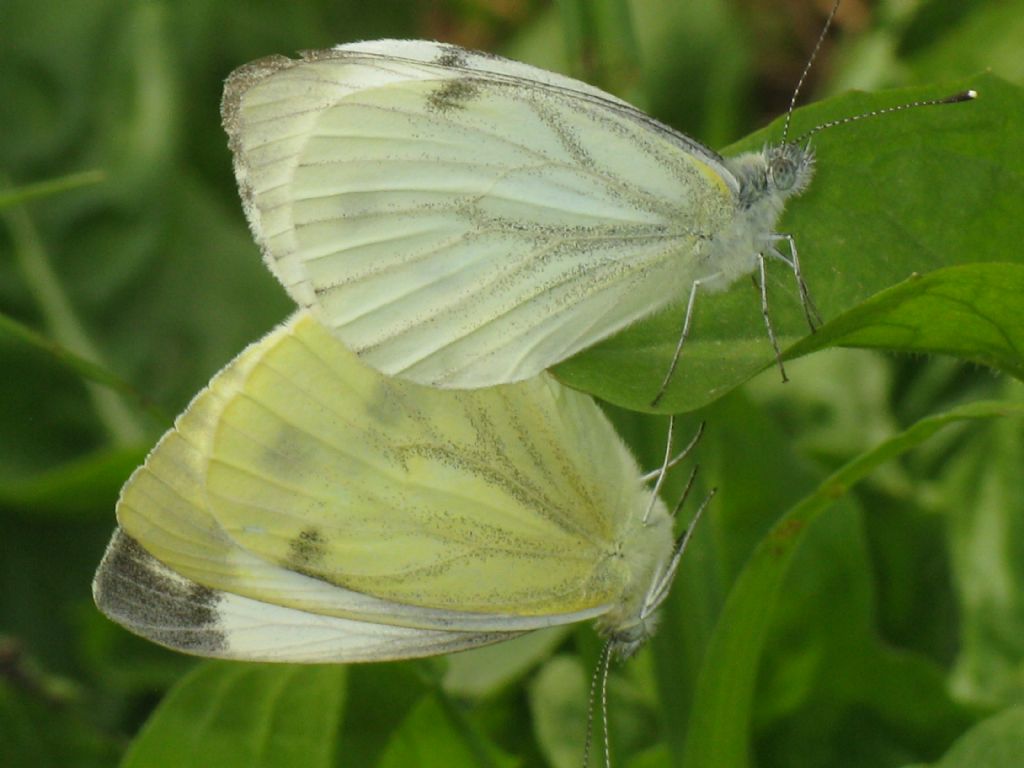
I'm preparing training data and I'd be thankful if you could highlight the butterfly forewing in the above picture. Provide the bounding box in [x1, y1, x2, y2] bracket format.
[223, 41, 739, 387]
[203, 313, 645, 615]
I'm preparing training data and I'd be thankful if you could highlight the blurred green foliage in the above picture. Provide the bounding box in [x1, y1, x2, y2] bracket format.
[1, 0, 1022, 766]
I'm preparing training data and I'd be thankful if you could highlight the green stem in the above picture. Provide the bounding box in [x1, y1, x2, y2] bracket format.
[0, 170, 106, 211]
[3, 195, 145, 446]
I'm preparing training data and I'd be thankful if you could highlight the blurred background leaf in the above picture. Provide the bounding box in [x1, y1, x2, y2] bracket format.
[1, 1, 1022, 767]
[121, 663, 346, 768]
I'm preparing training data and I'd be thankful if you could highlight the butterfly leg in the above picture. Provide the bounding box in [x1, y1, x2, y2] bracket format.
[650, 277, 710, 408]
[641, 419, 706, 523]
[758, 252, 789, 383]
[639, 421, 705, 483]
[642, 482, 716, 621]
[641, 414, 676, 523]
[769, 233, 822, 331]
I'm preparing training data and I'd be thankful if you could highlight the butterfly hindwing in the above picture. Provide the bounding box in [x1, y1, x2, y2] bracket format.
[94, 528, 514, 662]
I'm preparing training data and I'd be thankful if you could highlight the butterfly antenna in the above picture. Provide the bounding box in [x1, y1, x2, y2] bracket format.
[600, 640, 614, 768]
[792, 89, 977, 145]
[782, 0, 842, 144]
[583, 640, 614, 768]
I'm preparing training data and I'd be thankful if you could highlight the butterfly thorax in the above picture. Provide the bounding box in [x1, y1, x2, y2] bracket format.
[700, 143, 815, 287]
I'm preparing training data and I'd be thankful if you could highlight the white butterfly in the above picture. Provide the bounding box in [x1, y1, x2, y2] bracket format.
[93, 310, 702, 663]
[221, 39, 818, 395]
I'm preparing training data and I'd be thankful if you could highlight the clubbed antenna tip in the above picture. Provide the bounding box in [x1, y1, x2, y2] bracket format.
[791, 87, 978, 146]
[949, 89, 978, 103]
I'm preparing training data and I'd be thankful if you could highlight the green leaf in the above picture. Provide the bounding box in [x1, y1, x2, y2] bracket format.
[786, 264, 1024, 381]
[913, 707, 1024, 768]
[556, 74, 1024, 412]
[338, 663, 433, 766]
[376, 694, 518, 768]
[0, 446, 144, 518]
[0, 676, 119, 768]
[443, 626, 570, 699]
[945, 395, 1024, 706]
[554, 0, 644, 105]
[528, 655, 587, 768]
[627, 745, 671, 768]
[121, 663, 346, 768]
[905, 0, 1024, 84]
[681, 400, 1024, 767]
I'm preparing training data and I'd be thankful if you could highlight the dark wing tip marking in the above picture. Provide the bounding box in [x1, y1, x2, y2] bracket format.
[93, 530, 229, 655]
[221, 54, 297, 134]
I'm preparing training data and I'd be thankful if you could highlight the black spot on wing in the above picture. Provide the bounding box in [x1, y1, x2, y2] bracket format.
[93, 530, 228, 655]
[434, 45, 469, 69]
[262, 422, 319, 475]
[426, 77, 482, 114]
[287, 527, 327, 577]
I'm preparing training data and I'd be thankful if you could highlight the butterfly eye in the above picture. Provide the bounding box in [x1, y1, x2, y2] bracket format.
[769, 154, 798, 192]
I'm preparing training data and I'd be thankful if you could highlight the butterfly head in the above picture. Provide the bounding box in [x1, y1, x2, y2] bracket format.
[765, 142, 815, 196]
[600, 589, 665, 660]
[728, 142, 815, 216]
[606, 616, 659, 660]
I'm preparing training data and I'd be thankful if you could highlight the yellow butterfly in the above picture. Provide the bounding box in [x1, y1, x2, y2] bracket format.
[93, 310, 697, 662]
